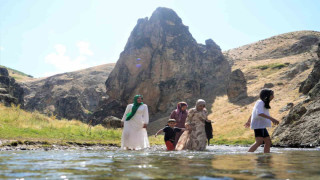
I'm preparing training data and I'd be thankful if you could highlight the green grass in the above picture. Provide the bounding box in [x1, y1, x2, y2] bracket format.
[0, 65, 33, 78]
[211, 136, 255, 145]
[253, 63, 289, 77]
[1, 103, 253, 147]
[254, 63, 288, 70]
[0, 104, 164, 146]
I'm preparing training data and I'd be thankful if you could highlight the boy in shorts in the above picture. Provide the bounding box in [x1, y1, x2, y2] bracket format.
[155, 119, 185, 151]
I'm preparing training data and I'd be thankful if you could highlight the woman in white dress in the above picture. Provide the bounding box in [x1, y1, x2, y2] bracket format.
[121, 95, 150, 150]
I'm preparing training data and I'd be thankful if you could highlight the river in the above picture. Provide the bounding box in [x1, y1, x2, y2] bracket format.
[1, 145, 320, 179]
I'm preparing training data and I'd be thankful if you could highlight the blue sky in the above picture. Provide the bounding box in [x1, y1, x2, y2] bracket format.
[0, 0, 319, 78]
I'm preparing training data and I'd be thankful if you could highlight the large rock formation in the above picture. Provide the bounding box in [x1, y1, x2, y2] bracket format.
[227, 69, 248, 102]
[92, 7, 231, 124]
[22, 64, 114, 122]
[272, 43, 320, 147]
[0, 67, 24, 107]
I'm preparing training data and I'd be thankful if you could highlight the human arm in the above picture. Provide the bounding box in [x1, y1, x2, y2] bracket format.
[244, 115, 251, 128]
[255, 100, 279, 125]
[155, 129, 164, 137]
[121, 105, 131, 127]
[258, 113, 279, 125]
[185, 109, 194, 130]
[142, 105, 149, 128]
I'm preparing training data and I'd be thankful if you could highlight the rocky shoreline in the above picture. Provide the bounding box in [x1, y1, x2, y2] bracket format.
[0, 139, 118, 151]
[1, 139, 318, 151]
[0, 139, 169, 151]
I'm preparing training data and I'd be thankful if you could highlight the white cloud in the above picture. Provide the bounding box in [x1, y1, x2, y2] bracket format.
[55, 44, 66, 55]
[76, 41, 94, 56]
[0, 46, 4, 51]
[44, 42, 94, 77]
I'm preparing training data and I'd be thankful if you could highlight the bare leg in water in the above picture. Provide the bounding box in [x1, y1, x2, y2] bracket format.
[263, 137, 271, 153]
[248, 137, 271, 153]
[248, 137, 263, 152]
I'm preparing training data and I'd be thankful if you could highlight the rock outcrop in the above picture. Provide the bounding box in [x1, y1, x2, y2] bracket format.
[22, 64, 114, 121]
[92, 7, 231, 124]
[227, 69, 248, 102]
[272, 42, 320, 147]
[299, 62, 320, 94]
[0, 67, 24, 107]
[101, 116, 122, 129]
[283, 61, 310, 79]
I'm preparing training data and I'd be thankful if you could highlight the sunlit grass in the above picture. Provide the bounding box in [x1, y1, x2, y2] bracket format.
[0, 104, 163, 146]
[254, 63, 288, 70]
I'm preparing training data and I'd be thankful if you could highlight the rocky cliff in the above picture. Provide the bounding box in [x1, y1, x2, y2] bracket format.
[227, 69, 248, 103]
[272, 43, 320, 147]
[201, 30, 320, 144]
[91, 7, 231, 124]
[0, 67, 24, 107]
[22, 64, 114, 122]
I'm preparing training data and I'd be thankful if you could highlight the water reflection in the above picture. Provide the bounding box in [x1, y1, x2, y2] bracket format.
[0, 146, 320, 179]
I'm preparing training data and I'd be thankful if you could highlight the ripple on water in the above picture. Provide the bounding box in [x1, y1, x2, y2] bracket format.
[0, 146, 320, 179]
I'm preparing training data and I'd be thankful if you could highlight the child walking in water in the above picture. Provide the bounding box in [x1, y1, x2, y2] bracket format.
[155, 119, 185, 151]
[244, 89, 279, 153]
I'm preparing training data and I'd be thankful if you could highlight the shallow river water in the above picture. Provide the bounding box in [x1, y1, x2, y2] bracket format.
[0, 145, 320, 179]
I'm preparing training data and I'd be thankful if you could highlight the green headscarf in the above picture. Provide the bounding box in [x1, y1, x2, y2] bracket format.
[126, 95, 144, 121]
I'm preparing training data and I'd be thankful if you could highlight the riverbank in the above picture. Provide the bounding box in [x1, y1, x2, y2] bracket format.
[1, 104, 257, 149]
[0, 104, 165, 148]
[0, 139, 170, 151]
[1, 138, 318, 151]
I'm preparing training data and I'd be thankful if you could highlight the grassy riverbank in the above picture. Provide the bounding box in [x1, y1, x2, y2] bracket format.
[0, 104, 164, 147]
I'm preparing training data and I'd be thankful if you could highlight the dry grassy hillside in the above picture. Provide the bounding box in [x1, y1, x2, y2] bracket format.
[225, 31, 320, 61]
[0, 65, 34, 82]
[211, 30, 320, 144]
[148, 31, 320, 144]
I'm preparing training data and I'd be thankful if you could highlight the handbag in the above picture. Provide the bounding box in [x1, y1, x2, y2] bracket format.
[205, 121, 213, 145]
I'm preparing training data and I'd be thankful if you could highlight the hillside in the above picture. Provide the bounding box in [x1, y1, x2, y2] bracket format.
[224, 31, 320, 61]
[210, 30, 320, 144]
[0, 65, 34, 82]
[22, 63, 115, 122]
[4, 30, 319, 145]
[148, 31, 320, 144]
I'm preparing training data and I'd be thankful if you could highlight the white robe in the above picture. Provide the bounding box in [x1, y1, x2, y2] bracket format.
[121, 104, 150, 150]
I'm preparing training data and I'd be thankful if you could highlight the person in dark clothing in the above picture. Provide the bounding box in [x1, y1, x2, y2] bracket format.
[155, 119, 186, 151]
[170, 102, 188, 147]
